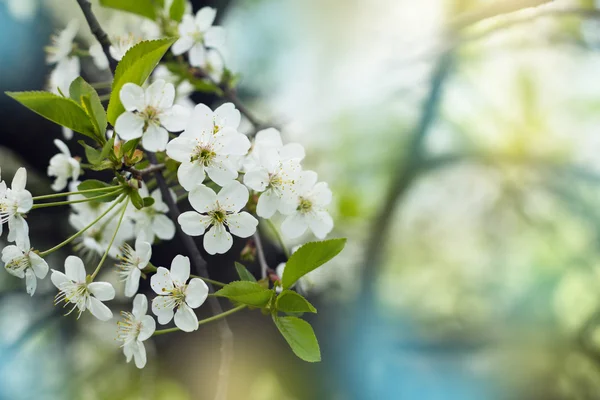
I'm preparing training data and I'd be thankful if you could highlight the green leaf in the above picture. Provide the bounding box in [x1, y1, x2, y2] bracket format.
[130, 189, 144, 210]
[215, 281, 273, 307]
[79, 141, 102, 165]
[69, 77, 107, 141]
[120, 138, 139, 159]
[282, 238, 346, 290]
[273, 316, 321, 362]
[99, 0, 157, 20]
[142, 196, 155, 208]
[169, 0, 186, 22]
[276, 290, 317, 314]
[107, 38, 177, 125]
[100, 135, 116, 160]
[77, 180, 120, 202]
[6, 91, 98, 140]
[234, 262, 257, 282]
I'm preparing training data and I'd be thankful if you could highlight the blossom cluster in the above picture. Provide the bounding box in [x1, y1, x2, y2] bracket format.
[1, 2, 336, 370]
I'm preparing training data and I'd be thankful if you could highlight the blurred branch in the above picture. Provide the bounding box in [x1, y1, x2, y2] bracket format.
[253, 232, 269, 279]
[75, 0, 118, 74]
[449, 0, 554, 30]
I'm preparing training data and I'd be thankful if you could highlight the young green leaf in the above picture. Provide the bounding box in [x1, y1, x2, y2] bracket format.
[77, 180, 121, 202]
[6, 91, 98, 140]
[169, 0, 186, 22]
[273, 316, 321, 362]
[79, 141, 102, 165]
[215, 281, 273, 307]
[69, 77, 107, 141]
[276, 290, 317, 314]
[234, 262, 257, 282]
[107, 38, 177, 125]
[282, 238, 347, 289]
[130, 189, 144, 210]
[142, 196, 155, 208]
[99, 0, 157, 20]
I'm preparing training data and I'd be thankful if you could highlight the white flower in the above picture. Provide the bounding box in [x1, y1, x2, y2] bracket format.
[51, 256, 115, 321]
[280, 171, 333, 239]
[244, 138, 304, 218]
[201, 49, 224, 83]
[114, 80, 189, 151]
[47, 139, 81, 192]
[0, 167, 32, 249]
[152, 65, 195, 109]
[62, 127, 73, 140]
[1, 242, 48, 296]
[116, 239, 152, 297]
[166, 103, 250, 189]
[117, 294, 155, 368]
[150, 255, 209, 332]
[178, 181, 258, 255]
[89, 42, 109, 70]
[127, 185, 176, 243]
[242, 128, 304, 172]
[46, 20, 78, 64]
[48, 57, 80, 95]
[172, 7, 225, 67]
[109, 33, 142, 61]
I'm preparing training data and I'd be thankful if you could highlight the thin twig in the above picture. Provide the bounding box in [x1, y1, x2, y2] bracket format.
[146, 152, 233, 400]
[75, 0, 118, 73]
[253, 232, 269, 279]
[123, 163, 166, 180]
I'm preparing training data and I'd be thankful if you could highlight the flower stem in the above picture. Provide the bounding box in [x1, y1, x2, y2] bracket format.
[32, 188, 123, 209]
[264, 219, 290, 258]
[32, 186, 122, 201]
[90, 197, 130, 280]
[38, 194, 127, 257]
[152, 305, 247, 337]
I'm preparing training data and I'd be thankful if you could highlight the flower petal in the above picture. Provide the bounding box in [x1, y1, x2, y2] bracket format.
[297, 170, 318, 193]
[133, 341, 147, 369]
[178, 162, 206, 191]
[132, 293, 148, 318]
[226, 212, 258, 238]
[185, 278, 208, 308]
[281, 213, 308, 239]
[256, 189, 280, 219]
[152, 296, 175, 324]
[142, 125, 169, 152]
[255, 128, 283, 149]
[138, 315, 156, 341]
[135, 240, 152, 267]
[195, 7, 216, 31]
[172, 35, 194, 55]
[125, 268, 142, 298]
[170, 255, 190, 287]
[174, 303, 198, 332]
[166, 136, 195, 162]
[150, 266, 174, 294]
[25, 268, 37, 296]
[205, 161, 238, 187]
[29, 252, 49, 279]
[204, 26, 225, 49]
[214, 103, 240, 129]
[188, 184, 218, 213]
[217, 181, 249, 212]
[88, 297, 113, 321]
[120, 83, 145, 111]
[115, 112, 144, 140]
[50, 270, 70, 288]
[65, 255, 86, 283]
[11, 168, 27, 191]
[312, 182, 332, 206]
[203, 223, 232, 255]
[161, 105, 189, 132]
[307, 211, 334, 239]
[152, 214, 176, 241]
[189, 44, 207, 68]
[145, 79, 174, 110]
[184, 103, 213, 140]
[88, 282, 116, 301]
[243, 168, 269, 192]
[178, 211, 211, 236]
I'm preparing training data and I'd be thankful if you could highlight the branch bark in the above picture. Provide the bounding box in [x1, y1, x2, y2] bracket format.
[75, 0, 118, 74]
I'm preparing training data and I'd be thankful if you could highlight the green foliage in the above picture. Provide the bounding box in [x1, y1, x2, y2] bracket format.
[5, 91, 98, 140]
[215, 281, 274, 307]
[169, 0, 186, 22]
[69, 77, 107, 142]
[107, 38, 177, 125]
[273, 316, 321, 362]
[281, 238, 346, 289]
[276, 290, 317, 314]
[99, 0, 157, 20]
[142, 196, 155, 208]
[77, 180, 121, 202]
[80, 141, 102, 165]
[130, 189, 144, 210]
[235, 262, 257, 282]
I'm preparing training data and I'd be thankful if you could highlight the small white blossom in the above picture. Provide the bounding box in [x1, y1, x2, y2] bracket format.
[109, 33, 142, 61]
[51, 256, 115, 321]
[116, 239, 152, 297]
[280, 171, 333, 239]
[152, 65, 195, 109]
[0, 167, 32, 249]
[127, 184, 175, 243]
[117, 294, 155, 368]
[172, 7, 225, 67]
[243, 128, 304, 172]
[150, 255, 209, 332]
[47, 139, 81, 192]
[166, 103, 250, 189]
[62, 127, 74, 140]
[46, 20, 78, 65]
[178, 181, 258, 255]
[1, 242, 48, 296]
[48, 57, 80, 96]
[200, 49, 224, 83]
[89, 42, 109, 70]
[115, 80, 189, 151]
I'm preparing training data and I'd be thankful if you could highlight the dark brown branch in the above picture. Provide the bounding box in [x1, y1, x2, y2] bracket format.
[75, 0, 118, 74]
[123, 163, 165, 180]
[146, 152, 233, 400]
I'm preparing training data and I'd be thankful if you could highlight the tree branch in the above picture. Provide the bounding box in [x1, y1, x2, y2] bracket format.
[253, 232, 269, 279]
[75, 0, 118, 74]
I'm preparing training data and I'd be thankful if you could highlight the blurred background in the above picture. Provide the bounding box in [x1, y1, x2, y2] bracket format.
[2, 0, 600, 399]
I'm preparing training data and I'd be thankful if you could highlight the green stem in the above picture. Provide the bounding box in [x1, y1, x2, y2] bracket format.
[38, 194, 126, 257]
[152, 305, 247, 337]
[264, 219, 290, 258]
[91, 197, 130, 280]
[32, 189, 123, 209]
[90, 81, 113, 89]
[32, 186, 122, 201]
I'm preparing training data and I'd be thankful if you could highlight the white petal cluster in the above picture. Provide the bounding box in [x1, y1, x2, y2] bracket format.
[47, 139, 81, 192]
[1, 241, 48, 296]
[51, 256, 115, 321]
[126, 184, 176, 243]
[0, 167, 32, 249]
[115, 80, 190, 151]
[116, 239, 152, 297]
[150, 255, 209, 332]
[172, 7, 225, 67]
[46, 20, 80, 100]
[118, 294, 155, 369]
[179, 181, 258, 255]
